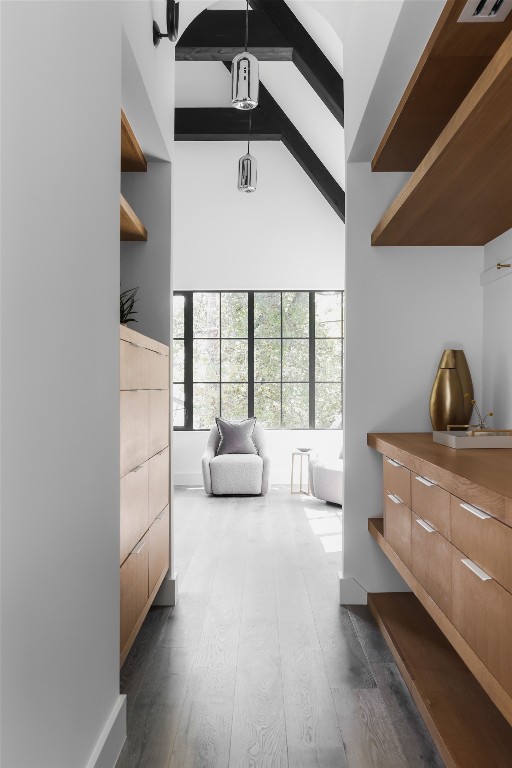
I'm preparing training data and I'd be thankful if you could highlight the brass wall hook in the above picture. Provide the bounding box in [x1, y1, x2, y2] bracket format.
[496, 263, 511, 269]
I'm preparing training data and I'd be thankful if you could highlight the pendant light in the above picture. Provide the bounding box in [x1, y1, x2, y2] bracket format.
[231, 0, 259, 110]
[238, 112, 257, 193]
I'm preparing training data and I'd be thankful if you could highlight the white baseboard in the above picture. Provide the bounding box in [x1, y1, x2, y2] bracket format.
[153, 570, 178, 606]
[339, 573, 367, 605]
[86, 694, 126, 768]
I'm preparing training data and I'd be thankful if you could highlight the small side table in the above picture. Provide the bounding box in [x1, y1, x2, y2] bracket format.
[291, 451, 311, 495]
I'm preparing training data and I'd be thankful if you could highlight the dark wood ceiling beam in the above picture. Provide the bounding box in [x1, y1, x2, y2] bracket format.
[249, 0, 344, 126]
[174, 108, 282, 141]
[176, 10, 292, 61]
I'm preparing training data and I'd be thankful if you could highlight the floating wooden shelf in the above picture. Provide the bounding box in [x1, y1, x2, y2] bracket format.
[372, 27, 512, 246]
[121, 109, 147, 172]
[120, 194, 147, 242]
[368, 588, 512, 768]
[372, 0, 512, 172]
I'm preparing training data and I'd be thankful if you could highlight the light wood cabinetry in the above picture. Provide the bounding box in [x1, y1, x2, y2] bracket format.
[120, 325, 170, 665]
[368, 432, 512, 749]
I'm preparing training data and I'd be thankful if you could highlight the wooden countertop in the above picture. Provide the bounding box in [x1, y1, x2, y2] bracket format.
[368, 432, 512, 526]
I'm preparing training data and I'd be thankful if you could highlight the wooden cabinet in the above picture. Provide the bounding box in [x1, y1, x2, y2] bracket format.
[383, 456, 411, 507]
[411, 512, 451, 618]
[368, 432, 512, 734]
[383, 491, 412, 569]
[120, 325, 170, 665]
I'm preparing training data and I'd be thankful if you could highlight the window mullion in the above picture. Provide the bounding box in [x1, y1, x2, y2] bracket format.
[184, 291, 193, 430]
[248, 292, 254, 417]
[309, 291, 315, 429]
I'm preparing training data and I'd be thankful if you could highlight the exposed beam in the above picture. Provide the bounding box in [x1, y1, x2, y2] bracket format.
[249, 0, 344, 126]
[176, 64, 345, 222]
[174, 108, 282, 141]
[176, 10, 292, 61]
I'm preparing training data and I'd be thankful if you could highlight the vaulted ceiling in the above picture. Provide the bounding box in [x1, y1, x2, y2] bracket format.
[174, 0, 345, 221]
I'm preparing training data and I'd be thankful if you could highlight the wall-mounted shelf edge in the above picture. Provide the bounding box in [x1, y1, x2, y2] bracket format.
[121, 109, 147, 172]
[372, 28, 512, 247]
[120, 194, 147, 242]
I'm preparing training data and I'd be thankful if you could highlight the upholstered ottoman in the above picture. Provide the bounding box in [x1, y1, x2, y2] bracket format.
[209, 453, 264, 495]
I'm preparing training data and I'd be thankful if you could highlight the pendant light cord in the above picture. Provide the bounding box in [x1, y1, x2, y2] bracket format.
[244, 0, 249, 51]
[247, 111, 252, 154]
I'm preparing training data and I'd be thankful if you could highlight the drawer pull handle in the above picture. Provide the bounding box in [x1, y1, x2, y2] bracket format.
[460, 502, 491, 520]
[416, 518, 435, 533]
[387, 493, 402, 505]
[132, 540, 146, 555]
[461, 558, 491, 581]
[386, 458, 402, 468]
[415, 475, 435, 487]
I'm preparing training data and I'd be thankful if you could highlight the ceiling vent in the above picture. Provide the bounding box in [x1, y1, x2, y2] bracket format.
[459, 0, 512, 21]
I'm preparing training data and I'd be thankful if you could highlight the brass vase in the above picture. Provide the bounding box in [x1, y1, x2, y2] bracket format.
[430, 359, 466, 431]
[436, 349, 474, 424]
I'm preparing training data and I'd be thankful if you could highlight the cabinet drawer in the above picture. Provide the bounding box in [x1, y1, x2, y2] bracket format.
[120, 340, 169, 390]
[148, 447, 169, 524]
[384, 492, 412, 569]
[412, 513, 451, 617]
[148, 505, 169, 594]
[120, 461, 149, 565]
[120, 390, 149, 476]
[451, 495, 512, 594]
[120, 536, 149, 652]
[149, 390, 169, 457]
[383, 456, 411, 508]
[452, 546, 512, 697]
[411, 473, 450, 540]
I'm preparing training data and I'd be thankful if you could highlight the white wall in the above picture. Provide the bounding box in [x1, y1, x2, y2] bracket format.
[173, 141, 344, 290]
[0, 2, 174, 766]
[340, 0, 484, 600]
[482, 231, 512, 427]
[343, 163, 483, 597]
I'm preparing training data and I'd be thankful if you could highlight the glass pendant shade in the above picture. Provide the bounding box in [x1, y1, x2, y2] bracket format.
[231, 52, 259, 110]
[237, 152, 257, 192]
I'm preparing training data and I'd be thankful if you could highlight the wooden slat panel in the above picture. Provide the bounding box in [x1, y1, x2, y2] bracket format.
[120, 193, 147, 242]
[121, 109, 147, 172]
[372, 0, 512, 171]
[120, 390, 149, 477]
[384, 492, 412, 570]
[120, 461, 149, 565]
[120, 324, 169, 355]
[120, 340, 169, 391]
[451, 494, 512, 594]
[411, 472, 451, 540]
[148, 506, 169, 595]
[412, 512, 452, 618]
[368, 590, 512, 768]
[120, 536, 149, 653]
[149, 390, 169, 457]
[452, 545, 512, 697]
[148, 447, 169, 525]
[383, 455, 411, 508]
[372, 27, 512, 245]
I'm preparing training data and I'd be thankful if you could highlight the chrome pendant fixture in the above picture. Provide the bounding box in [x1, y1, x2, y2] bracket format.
[238, 113, 257, 192]
[231, 0, 259, 110]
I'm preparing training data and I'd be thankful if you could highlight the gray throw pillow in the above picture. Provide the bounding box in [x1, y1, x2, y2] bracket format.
[216, 417, 258, 455]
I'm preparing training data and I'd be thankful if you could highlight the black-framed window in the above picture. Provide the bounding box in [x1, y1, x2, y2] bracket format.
[173, 291, 343, 430]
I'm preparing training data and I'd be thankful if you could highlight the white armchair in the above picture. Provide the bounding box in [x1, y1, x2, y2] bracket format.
[309, 447, 343, 506]
[202, 421, 270, 496]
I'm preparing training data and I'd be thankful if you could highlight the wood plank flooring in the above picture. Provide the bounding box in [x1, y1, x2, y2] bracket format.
[116, 487, 444, 768]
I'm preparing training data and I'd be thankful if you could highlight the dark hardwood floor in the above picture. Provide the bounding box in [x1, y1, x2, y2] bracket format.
[116, 486, 444, 768]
